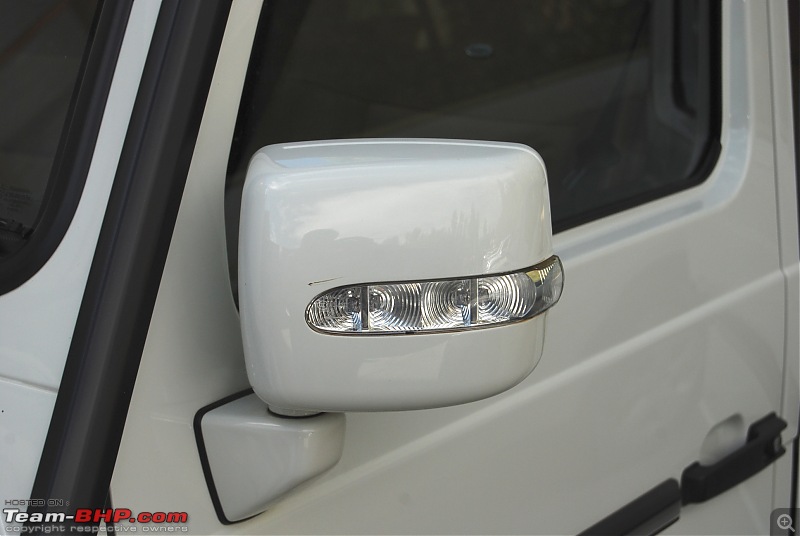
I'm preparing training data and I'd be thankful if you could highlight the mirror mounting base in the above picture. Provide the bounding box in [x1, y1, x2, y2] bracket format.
[194, 390, 345, 524]
[268, 405, 321, 418]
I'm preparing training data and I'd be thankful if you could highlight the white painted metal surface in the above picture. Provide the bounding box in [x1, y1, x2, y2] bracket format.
[110, 1, 798, 534]
[239, 140, 553, 412]
[0, 3, 161, 533]
[766, 0, 800, 451]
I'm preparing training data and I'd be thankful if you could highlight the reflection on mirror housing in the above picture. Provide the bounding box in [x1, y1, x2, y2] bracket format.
[239, 139, 562, 413]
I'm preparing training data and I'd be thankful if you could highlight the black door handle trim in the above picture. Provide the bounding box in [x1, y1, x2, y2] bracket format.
[579, 413, 787, 535]
[578, 479, 681, 536]
[681, 412, 787, 505]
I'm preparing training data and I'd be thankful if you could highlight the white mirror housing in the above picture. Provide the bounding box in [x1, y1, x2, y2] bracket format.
[239, 139, 561, 413]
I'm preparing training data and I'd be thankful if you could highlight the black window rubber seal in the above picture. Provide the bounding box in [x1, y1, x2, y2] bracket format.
[0, 0, 132, 295]
[25, 0, 232, 532]
[790, 0, 800, 252]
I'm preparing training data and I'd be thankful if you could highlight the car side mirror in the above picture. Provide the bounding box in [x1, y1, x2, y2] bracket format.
[195, 139, 563, 522]
[239, 139, 562, 414]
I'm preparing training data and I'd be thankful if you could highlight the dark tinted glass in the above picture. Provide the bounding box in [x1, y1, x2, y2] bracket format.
[0, 0, 98, 258]
[225, 0, 718, 298]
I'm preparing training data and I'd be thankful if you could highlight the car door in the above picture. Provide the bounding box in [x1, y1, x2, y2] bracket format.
[14, 0, 799, 535]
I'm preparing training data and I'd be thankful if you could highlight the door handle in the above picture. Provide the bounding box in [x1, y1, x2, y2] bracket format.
[580, 413, 787, 535]
[681, 412, 787, 504]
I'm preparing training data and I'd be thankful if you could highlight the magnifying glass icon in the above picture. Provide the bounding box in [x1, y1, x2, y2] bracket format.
[777, 513, 795, 533]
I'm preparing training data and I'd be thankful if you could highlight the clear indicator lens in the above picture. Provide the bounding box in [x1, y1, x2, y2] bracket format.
[306, 286, 363, 332]
[306, 256, 563, 334]
[368, 283, 422, 331]
[421, 279, 474, 329]
[477, 273, 536, 324]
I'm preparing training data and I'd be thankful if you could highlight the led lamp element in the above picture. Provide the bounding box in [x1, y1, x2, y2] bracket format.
[307, 256, 563, 334]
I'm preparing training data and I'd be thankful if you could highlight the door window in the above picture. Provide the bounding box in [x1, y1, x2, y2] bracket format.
[225, 0, 719, 299]
[0, 0, 100, 259]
